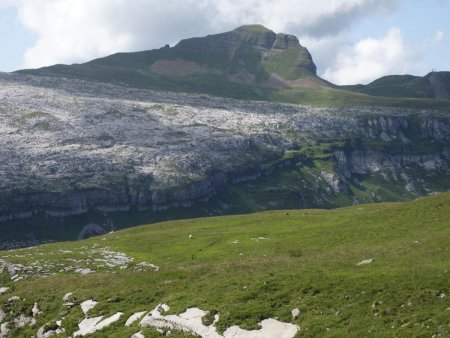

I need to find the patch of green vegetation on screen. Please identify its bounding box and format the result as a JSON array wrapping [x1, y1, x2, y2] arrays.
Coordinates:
[[33, 121, 51, 130], [342, 72, 450, 100], [230, 45, 263, 76], [264, 48, 313, 80], [19, 52, 450, 112], [1, 192, 449, 337], [271, 86, 450, 111], [21, 111, 51, 120], [97, 132, 115, 142], [150, 104, 179, 116], [16, 111, 52, 127], [233, 24, 273, 35], [284, 142, 345, 160]]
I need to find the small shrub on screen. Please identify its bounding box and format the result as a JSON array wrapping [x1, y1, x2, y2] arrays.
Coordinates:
[[201, 309, 219, 326]]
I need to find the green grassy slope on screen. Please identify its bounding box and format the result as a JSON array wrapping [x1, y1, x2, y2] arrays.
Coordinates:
[[342, 72, 450, 101], [271, 84, 450, 110], [18, 63, 450, 110], [1, 192, 449, 337]]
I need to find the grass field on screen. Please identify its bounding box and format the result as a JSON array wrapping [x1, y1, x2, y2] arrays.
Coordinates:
[[0, 192, 449, 337]]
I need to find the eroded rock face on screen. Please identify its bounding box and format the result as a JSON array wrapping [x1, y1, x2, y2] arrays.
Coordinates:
[[273, 33, 301, 50], [0, 73, 449, 230]]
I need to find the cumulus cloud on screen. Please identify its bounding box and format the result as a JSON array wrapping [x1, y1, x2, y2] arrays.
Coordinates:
[[322, 27, 426, 85], [9, 0, 399, 69], [204, 0, 398, 37], [16, 0, 213, 68]]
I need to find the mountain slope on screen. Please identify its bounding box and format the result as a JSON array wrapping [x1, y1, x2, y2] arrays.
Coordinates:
[[0, 192, 449, 337], [342, 71, 450, 100], [17, 25, 323, 100], [16, 25, 450, 110]]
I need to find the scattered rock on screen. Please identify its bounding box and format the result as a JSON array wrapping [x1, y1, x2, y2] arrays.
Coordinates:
[[74, 312, 123, 336], [14, 314, 36, 328], [0, 308, 5, 323], [131, 332, 145, 338], [75, 268, 94, 275], [32, 302, 40, 317], [136, 262, 160, 272], [140, 306, 221, 337], [125, 311, 147, 326], [0, 323, 11, 338], [140, 304, 299, 338], [225, 318, 300, 338], [251, 237, 269, 242], [80, 300, 98, 315], [159, 304, 170, 312], [63, 292, 73, 302], [0, 288, 9, 296], [291, 308, 300, 319], [37, 323, 65, 338], [357, 258, 373, 266], [7, 296, 19, 302]]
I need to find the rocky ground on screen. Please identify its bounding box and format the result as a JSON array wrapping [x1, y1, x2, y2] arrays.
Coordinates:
[[0, 244, 158, 282], [0, 72, 449, 244]]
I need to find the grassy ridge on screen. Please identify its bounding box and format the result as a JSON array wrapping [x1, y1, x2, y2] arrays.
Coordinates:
[[20, 63, 450, 111], [1, 192, 449, 337], [342, 72, 450, 100], [16, 25, 450, 111]]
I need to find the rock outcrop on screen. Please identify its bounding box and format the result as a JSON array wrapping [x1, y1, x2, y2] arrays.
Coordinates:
[[0, 73, 449, 245]]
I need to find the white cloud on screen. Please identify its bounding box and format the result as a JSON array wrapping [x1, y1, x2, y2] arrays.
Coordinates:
[[9, 0, 399, 69], [322, 27, 426, 85], [434, 30, 445, 43]]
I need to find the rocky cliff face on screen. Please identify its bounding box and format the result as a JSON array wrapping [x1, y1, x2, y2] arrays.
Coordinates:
[[170, 24, 317, 79], [0, 73, 449, 245]]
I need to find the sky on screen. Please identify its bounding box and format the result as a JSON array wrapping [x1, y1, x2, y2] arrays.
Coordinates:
[[0, 0, 449, 85]]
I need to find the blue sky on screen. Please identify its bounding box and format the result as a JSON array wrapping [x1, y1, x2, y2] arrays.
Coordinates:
[[0, 6, 34, 72], [0, 0, 449, 84], [350, 0, 450, 72]]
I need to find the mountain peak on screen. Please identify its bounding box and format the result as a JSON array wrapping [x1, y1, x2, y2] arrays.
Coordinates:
[[228, 24, 277, 49], [230, 25, 302, 50], [232, 24, 274, 34]]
